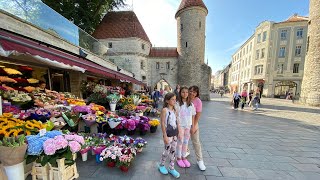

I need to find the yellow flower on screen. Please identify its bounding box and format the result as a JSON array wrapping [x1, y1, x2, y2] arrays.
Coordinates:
[[0, 129, 6, 137], [5, 129, 16, 137], [13, 128, 24, 137], [3, 68, 22, 75], [27, 78, 39, 84], [149, 119, 160, 126], [2, 113, 13, 118], [25, 130, 31, 135], [120, 98, 125, 103], [25, 122, 35, 129], [127, 98, 133, 103]]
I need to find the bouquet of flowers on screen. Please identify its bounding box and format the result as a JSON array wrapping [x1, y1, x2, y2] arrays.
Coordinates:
[[130, 94, 141, 105], [117, 146, 136, 170], [72, 105, 92, 114], [81, 113, 96, 126], [108, 117, 122, 129], [29, 108, 52, 122], [107, 93, 120, 104]]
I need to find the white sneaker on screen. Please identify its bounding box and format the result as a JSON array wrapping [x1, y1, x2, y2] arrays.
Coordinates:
[[197, 160, 206, 171]]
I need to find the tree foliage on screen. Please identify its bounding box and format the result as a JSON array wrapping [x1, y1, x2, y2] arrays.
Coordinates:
[[42, 0, 126, 34]]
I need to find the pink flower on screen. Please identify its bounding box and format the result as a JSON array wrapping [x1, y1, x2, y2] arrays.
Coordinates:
[[64, 135, 75, 141], [74, 136, 85, 145], [43, 140, 57, 155], [55, 138, 68, 149], [111, 155, 116, 160], [69, 141, 81, 153]]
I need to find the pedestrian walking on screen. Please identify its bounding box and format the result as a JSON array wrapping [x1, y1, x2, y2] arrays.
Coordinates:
[[240, 96, 246, 110], [233, 91, 241, 110], [220, 90, 224, 97], [241, 89, 248, 103], [252, 93, 260, 110], [158, 93, 181, 178], [174, 84, 180, 99], [175, 86, 195, 168], [248, 90, 253, 105]]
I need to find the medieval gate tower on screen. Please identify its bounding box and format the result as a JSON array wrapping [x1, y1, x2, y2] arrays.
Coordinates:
[[176, 0, 212, 100], [300, 0, 320, 106]]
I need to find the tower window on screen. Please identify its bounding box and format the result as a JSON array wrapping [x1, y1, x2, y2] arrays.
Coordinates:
[[156, 62, 160, 69], [186, 42, 188, 47], [166, 62, 170, 69], [108, 42, 112, 48], [199, 21, 201, 28], [141, 43, 145, 50], [181, 24, 183, 31]]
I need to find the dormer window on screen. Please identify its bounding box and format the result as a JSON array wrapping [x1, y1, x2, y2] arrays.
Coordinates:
[[108, 42, 112, 48]]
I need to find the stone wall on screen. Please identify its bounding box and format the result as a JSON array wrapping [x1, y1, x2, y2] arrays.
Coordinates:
[[69, 71, 86, 98], [300, 0, 320, 106], [200, 64, 212, 101], [147, 57, 178, 89]]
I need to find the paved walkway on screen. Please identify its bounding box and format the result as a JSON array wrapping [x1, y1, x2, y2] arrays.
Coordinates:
[[76, 93, 320, 180]]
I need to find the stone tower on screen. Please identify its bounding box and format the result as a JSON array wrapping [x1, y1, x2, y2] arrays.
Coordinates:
[[175, 0, 212, 100], [300, 0, 320, 106]]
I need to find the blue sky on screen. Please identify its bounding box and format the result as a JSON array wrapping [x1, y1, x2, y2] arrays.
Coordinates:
[[124, 0, 309, 73]]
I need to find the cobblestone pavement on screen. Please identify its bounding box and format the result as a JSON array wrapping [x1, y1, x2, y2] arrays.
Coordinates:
[[75, 93, 320, 180]]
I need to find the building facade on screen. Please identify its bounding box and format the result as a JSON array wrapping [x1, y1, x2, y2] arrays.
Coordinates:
[[93, 0, 212, 100], [228, 14, 308, 98]]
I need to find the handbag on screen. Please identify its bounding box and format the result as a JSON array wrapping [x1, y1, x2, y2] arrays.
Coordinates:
[[166, 111, 179, 137]]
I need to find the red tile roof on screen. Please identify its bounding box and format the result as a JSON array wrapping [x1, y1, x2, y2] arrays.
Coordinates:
[[280, 14, 308, 23], [175, 0, 208, 18], [92, 11, 151, 43], [149, 47, 178, 57]]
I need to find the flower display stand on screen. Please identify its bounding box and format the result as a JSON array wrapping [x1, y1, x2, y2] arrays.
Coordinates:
[[48, 154, 79, 180], [31, 163, 49, 180]]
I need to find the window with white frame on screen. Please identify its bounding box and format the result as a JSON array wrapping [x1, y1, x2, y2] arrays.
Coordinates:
[[262, 31, 267, 42], [254, 65, 263, 75], [280, 29, 287, 40], [279, 47, 286, 57], [257, 33, 261, 43], [295, 45, 302, 56], [156, 62, 160, 69], [277, 63, 284, 74], [256, 49, 260, 60], [261, 48, 265, 58], [297, 28, 303, 38], [293, 63, 299, 73]]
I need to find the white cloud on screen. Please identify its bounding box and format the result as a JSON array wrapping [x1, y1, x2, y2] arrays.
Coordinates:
[[122, 0, 179, 47]]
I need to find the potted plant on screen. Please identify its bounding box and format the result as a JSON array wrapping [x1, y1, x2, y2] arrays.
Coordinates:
[[100, 145, 123, 168], [117, 146, 136, 172], [133, 137, 147, 153], [107, 94, 120, 112], [148, 119, 160, 133]]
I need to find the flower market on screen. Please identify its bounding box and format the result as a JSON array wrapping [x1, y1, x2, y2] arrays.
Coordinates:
[[0, 32, 161, 180]]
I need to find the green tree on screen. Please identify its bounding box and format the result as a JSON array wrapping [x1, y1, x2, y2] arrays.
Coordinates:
[[42, 0, 126, 34]]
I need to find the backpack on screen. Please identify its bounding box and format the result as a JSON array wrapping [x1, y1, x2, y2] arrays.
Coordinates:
[[166, 111, 179, 137]]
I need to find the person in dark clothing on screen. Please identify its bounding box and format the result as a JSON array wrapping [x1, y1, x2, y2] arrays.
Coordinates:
[[124, 85, 132, 97], [152, 88, 161, 108], [248, 90, 253, 105], [233, 91, 241, 110]]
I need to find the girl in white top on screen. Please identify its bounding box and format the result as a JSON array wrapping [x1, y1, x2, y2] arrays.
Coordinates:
[[175, 86, 196, 168]]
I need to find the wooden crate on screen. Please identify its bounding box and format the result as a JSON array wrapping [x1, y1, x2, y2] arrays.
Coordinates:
[[49, 154, 79, 180], [31, 163, 49, 180], [24, 160, 33, 179]]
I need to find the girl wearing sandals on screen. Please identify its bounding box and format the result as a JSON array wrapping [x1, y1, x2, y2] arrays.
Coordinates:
[[158, 92, 181, 178], [175, 86, 195, 168]]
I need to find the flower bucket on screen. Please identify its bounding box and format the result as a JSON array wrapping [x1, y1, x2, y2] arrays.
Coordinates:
[[106, 161, 116, 168], [23, 160, 33, 179], [110, 103, 116, 112], [81, 152, 88, 162], [91, 149, 95, 155], [95, 154, 102, 164], [3, 162, 24, 180], [120, 165, 129, 172], [150, 126, 158, 133]]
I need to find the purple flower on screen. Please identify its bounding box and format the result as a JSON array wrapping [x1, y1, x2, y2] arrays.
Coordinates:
[[43, 139, 57, 155]]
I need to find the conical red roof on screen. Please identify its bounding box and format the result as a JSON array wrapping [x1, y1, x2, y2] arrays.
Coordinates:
[[175, 0, 208, 18], [92, 11, 151, 43]]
